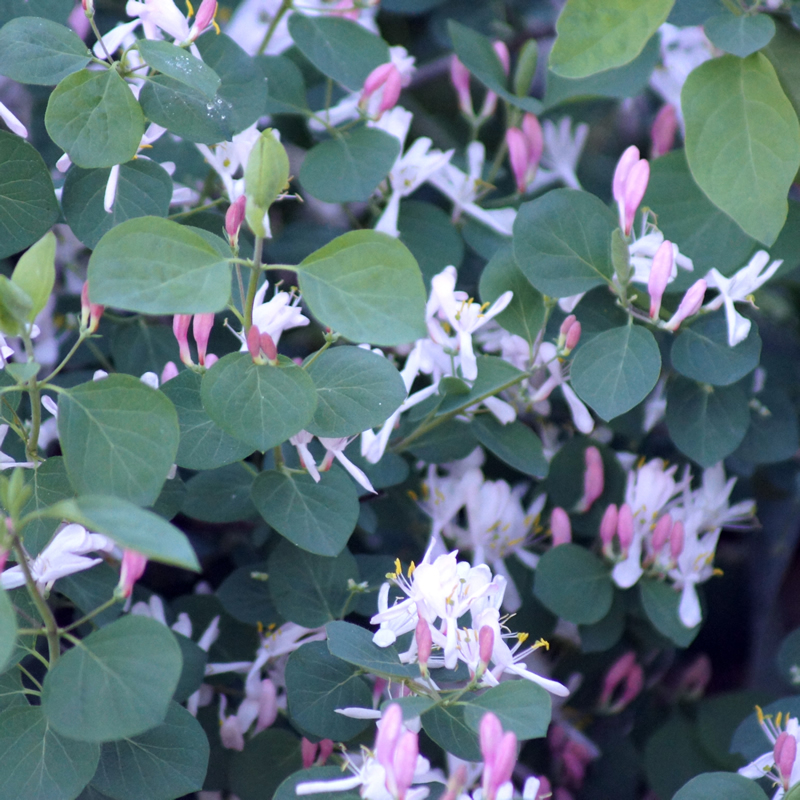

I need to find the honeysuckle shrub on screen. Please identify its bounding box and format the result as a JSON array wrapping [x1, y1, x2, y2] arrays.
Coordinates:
[[1, 0, 800, 798]]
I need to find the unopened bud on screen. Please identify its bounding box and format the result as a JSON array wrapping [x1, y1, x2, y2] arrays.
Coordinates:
[[193, 313, 215, 367], [173, 314, 193, 366], [651, 103, 678, 159], [576, 446, 603, 512], [565, 320, 581, 352], [493, 41, 510, 76], [665, 279, 707, 331], [392, 731, 419, 800], [301, 738, 319, 769], [669, 519, 685, 560], [599, 504, 618, 549], [513, 39, 538, 98], [244, 129, 290, 234], [599, 651, 636, 708], [648, 240, 674, 319], [161, 361, 179, 383], [115, 549, 147, 599], [415, 618, 432, 671], [775, 732, 797, 787], [185, 0, 218, 42], [550, 507, 571, 546], [80, 281, 104, 333], [360, 62, 403, 119], [246, 324, 262, 362], [260, 331, 278, 363], [478, 624, 494, 671], [617, 503, 634, 552], [82, 0, 94, 17], [225, 195, 246, 246], [450, 56, 473, 117], [651, 513, 672, 553]]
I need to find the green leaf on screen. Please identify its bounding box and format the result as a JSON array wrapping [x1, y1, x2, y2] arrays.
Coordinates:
[[45, 68, 144, 169], [42, 615, 182, 742], [0, 131, 60, 259], [182, 463, 257, 523], [216, 561, 281, 627], [462, 682, 552, 741], [201, 353, 318, 452], [671, 311, 761, 385], [251, 467, 359, 556], [56, 562, 121, 628], [421, 704, 481, 761], [513, 189, 617, 297], [287, 14, 389, 91], [639, 578, 701, 647], [579, 589, 625, 652], [50, 494, 200, 571], [479, 246, 545, 344], [57, 374, 180, 506], [0, 670, 27, 713], [62, 160, 173, 250], [397, 201, 464, 288], [88, 216, 231, 314], [778, 628, 800, 690], [733, 385, 799, 464], [763, 18, 800, 121], [436, 355, 525, 416], [643, 150, 757, 285], [300, 127, 400, 204], [666, 377, 750, 466], [534, 543, 614, 624], [549, 0, 675, 78], [704, 12, 775, 58], [472, 416, 548, 478], [682, 53, 800, 246], [570, 325, 661, 421], [229, 728, 303, 800], [257, 55, 309, 114], [160, 369, 253, 470], [0, 705, 100, 800], [138, 39, 220, 99], [0, 274, 32, 334], [305, 346, 406, 438], [12, 231, 55, 320], [447, 21, 541, 113], [285, 641, 372, 740], [326, 621, 420, 679], [297, 230, 427, 346], [0, 588, 17, 674], [269, 540, 358, 627], [90, 702, 209, 800], [673, 773, 769, 800], [0, 16, 89, 85], [406, 419, 479, 463]]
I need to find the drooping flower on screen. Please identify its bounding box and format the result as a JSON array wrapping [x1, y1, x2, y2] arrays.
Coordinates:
[[739, 707, 800, 799]]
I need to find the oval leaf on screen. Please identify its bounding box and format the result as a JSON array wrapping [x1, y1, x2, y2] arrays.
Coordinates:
[[42, 615, 182, 742], [683, 53, 800, 246], [639, 577, 701, 647], [45, 68, 144, 168], [570, 325, 661, 421], [472, 416, 548, 479], [462, 680, 552, 741], [326, 621, 420, 679], [201, 352, 318, 452], [138, 38, 221, 98], [513, 189, 617, 297], [704, 12, 776, 58], [673, 773, 769, 800], [297, 230, 427, 346]]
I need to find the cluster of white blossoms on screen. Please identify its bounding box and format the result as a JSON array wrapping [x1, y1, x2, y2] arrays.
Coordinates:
[[739, 707, 800, 800]]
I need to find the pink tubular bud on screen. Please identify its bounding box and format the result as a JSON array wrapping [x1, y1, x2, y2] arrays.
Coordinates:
[[117, 549, 147, 598], [260, 331, 278, 363], [493, 41, 511, 76], [560, 314, 577, 337], [479, 90, 498, 121], [246, 324, 262, 362], [599, 650, 636, 708], [550, 507, 572, 547], [376, 704, 404, 769], [522, 113, 543, 163], [648, 240, 674, 319], [651, 513, 672, 553], [776, 733, 797, 787], [665, 279, 707, 331], [677, 654, 712, 700], [480, 711, 504, 765], [361, 63, 402, 119], [318, 739, 334, 765], [392, 731, 419, 800], [187, 0, 217, 41], [577, 446, 603, 513], [82, 0, 94, 16], [301, 738, 319, 770], [173, 314, 193, 366], [161, 361, 179, 384], [617, 503, 634, 552], [255, 678, 278, 733], [483, 729, 518, 800], [669, 520, 685, 560], [226, 195, 246, 244], [415, 618, 432, 668], [612, 146, 649, 236], [81, 281, 104, 333], [599, 504, 618, 548], [479, 624, 494, 667], [564, 320, 581, 352], [192, 313, 215, 367], [651, 104, 678, 159], [363, 62, 395, 95], [441, 765, 468, 800], [506, 128, 529, 194], [450, 57, 473, 116]]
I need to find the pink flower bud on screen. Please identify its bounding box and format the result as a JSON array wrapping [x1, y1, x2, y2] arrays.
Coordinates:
[[617, 503, 634, 552], [560, 314, 577, 337], [550, 507, 572, 546], [81, 281, 104, 333], [82, 0, 94, 17], [318, 739, 334, 765], [669, 520, 685, 560], [479, 624, 494, 667], [479, 90, 498, 120], [651, 104, 678, 159], [376, 704, 404, 769], [535, 777, 551, 800], [117, 549, 147, 598], [246, 325, 261, 361], [676, 654, 712, 700], [522, 113, 543, 163], [599, 504, 618, 548], [577, 446, 604, 512], [391, 731, 419, 800], [441, 765, 468, 800], [187, 0, 216, 41], [599, 651, 636, 708], [665, 279, 707, 331], [651, 513, 672, 553], [226, 195, 246, 243], [480, 711, 504, 764], [776, 732, 798, 787], [161, 361, 179, 383], [192, 313, 215, 367], [173, 314, 193, 366], [361, 63, 403, 119], [493, 41, 510, 76], [648, 240, 674, 319], [205, 353, 219, 367], [564, 320, 581, 352], [331, 0, 360, 20], [450, 57, 473, 117], [482, 726, 518, 800], [255, 678, 278, 733], [506, 128, 529, 195], [416, 618, 432, 667], [301, 738, 318, 769], [260, 331, 278, 363], [613, 146, 649, 236]]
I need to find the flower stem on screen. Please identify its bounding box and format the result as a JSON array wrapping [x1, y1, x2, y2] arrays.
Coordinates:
[[257, 0, 292, 55], [244, 236, 265, 331]]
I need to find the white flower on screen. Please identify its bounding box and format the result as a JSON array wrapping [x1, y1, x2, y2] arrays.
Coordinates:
[[530, 342, 594, 434], [525, 117, 589, 193], [628, 230, 693, 285], [319, 436, 376, 494], [0, 100, 27, 138], [739, 709, 800, 800], [704, 251, 782, 347], [196, 123, 262, 201], [1, 523, 117, 592]]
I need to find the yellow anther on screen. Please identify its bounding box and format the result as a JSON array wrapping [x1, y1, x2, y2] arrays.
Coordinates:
[[713, 568, 724, 576], [407, 490, 418, 501], [777, 712, 783, 728], [534, 637, 550, 651], [637, 455, 646, 469], [267, 622, 276, 631], [256, 621, 264, 633], [479, 301, 491, 312], [517, 632, 529, 644], [756, 705, 765, 725], [185, 0, 194, 15], [394, 558, 402, 576], [408, 562, 416, 578]]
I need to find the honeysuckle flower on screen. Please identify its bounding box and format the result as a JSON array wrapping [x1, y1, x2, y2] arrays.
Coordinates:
[[0, 99, 27, 138], [196, 123, 261, 201], [739, 708, 800, 799], [647, 239, 674, 319], [319, 436, 377, 494], [598, 651, 644, 713], [417, 463, 479, 545], [116, 549, 148, 598], [685, 462, 756, 532], [480, 712, 517, 800], [526, 117, 589, 194], [1, 523, 117, 593], [530, 342, 594, 434], [429, 266, 512, 381], [103, 123, 167, 213], [704, 251, 783, 347], [628, 229, 693, 285], [427, 142, 517, 236], [506, 114, 543, 194], [613, 146, 649, 237], [664, 278, 707, 332], [372, 107, 454, 238], [237, 281, 310, 348]]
